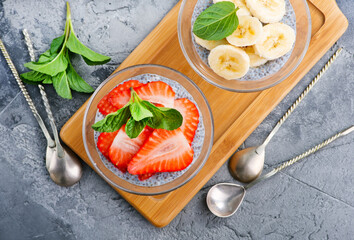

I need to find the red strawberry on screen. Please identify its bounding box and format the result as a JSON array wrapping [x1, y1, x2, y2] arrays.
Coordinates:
[[108, 89, 131, 109], [97, 95, 118, 115], [97, 131, 119, 158], [174, 98, 200, 144], [112, 80, 143, 92], [135, 81, 175, 108], [109, 125, 153, 173], [97, 80, 143, 115], [128, 129, 193, 175], [138, 173, 154, 181]]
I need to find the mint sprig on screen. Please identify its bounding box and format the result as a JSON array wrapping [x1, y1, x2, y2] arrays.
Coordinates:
[[21, 2, 110, 99], [193, 1, 239, 41], [92, 88, 183, 139]]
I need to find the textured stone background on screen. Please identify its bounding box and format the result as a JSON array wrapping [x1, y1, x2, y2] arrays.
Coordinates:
[[0, 0, 353, 239]]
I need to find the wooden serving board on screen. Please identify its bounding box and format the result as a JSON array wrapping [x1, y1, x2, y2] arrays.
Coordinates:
[[60, 0, 347, 227]]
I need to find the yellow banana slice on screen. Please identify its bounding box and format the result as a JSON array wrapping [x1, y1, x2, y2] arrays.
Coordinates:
[[208, 45, 250, 79], [254, 23, 295, 60], [245, 0, 285, 23], [194, 34, 229, 50], [226, 15, 263, 47], [242, 45, 268, 67], [213, 0, 251, 16]]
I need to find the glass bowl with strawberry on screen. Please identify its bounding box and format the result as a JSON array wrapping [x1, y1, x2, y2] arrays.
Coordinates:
[[83, 64, 214, 195]]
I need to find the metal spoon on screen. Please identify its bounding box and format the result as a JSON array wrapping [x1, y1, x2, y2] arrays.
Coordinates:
[[22, 29, 83, 186], [208, 125, 354, 217], [0, 36, 82, 187], [229, 48, 343, 183]]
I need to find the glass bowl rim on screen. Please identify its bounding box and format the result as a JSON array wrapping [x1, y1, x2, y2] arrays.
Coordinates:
[[82, 63, 214, 195], [177, 0, 312, 92]]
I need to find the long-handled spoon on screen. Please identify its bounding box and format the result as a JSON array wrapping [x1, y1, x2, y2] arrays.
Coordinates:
[[0, 36, 82, 187], [229, 48, 343, 183], [207, 125, 354, 217], [22, 29, 83, 187]]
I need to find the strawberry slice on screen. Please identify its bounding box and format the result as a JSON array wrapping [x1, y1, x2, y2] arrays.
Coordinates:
[[128, 129, 193, 175], [109, 125, 153, 173], [97, 131, 119, 158], [97, 80, 143, 115], [174, 98, 200, 144], [108, 89, 131, 109], [110, 81, 176, 109], [135, 81, 175, 108], [97, 95, 118, 115], [138, 173, 154, 181]]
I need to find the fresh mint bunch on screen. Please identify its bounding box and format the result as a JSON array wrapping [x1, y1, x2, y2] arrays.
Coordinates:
[[92, 88, 183, 139], [21, 2, 111, 99], [193, 1, 239, 41]]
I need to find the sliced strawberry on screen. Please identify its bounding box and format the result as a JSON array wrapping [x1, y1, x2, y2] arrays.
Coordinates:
[[97, 131, 119, 158], [128, 129, 194, 175], [135, 81, 175, 108], [108, 89, 131, 109], [97, 95, 118, 115], [174, 98, 200, 144], [112, 80, 143, 92], [138, 173, 154, 181], [97, 80, 143, 115], [109, 125, 153, 173]]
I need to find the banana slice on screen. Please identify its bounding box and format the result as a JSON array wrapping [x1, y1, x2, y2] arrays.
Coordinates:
[[213, 0, 251, 16], [254, 23, 295, 60], [208, 45, 250, 79], [243, 46, 268, 67], [245, 0, 285, 23], [226, 15, 263, 47], [193, 34, 229, 50]]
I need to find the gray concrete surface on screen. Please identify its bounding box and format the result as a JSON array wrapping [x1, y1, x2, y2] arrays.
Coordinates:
[[0, 0, 353, 239]]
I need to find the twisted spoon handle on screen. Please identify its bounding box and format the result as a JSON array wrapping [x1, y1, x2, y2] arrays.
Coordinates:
[[258, 48, 343, 152], [0, 38, 55, 148], [22, 29, 64, 158], [246, 125, 354, 189]]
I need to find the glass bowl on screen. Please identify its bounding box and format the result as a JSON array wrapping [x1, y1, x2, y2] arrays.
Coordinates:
[[83, 64, 214, 195], [178, 0, 311, 92]]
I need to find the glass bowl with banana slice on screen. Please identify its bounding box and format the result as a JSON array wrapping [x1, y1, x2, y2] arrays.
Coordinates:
[[178, 0, 311, 92]]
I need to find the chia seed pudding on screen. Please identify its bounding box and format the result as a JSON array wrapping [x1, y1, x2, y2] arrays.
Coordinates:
[[94, 74, 205, 187], [192, 0, 296, 81]]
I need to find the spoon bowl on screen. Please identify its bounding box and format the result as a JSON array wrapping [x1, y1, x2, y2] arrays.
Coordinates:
[[47, 146, 83, 187], [206, 183, 246, 218], [229, 147, 264, 183]]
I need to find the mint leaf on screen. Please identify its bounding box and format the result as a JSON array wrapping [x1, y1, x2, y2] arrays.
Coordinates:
[[125, 117, 148, 139], [66, 61, 94, 93], [50, 35, 65, 54], [21, 71, 48, 82], [130, 101, 153, 121], [52, 71, 72, 99], [22, 2, 110, 99], [42, 75, 53, 84], [24, 52, 68, 76], [66, 32, 111, 65], [193, 1, 239, 40], [38, 50, 57, 63], [142, 101, 183, 130], [92, 105, 131, 132]]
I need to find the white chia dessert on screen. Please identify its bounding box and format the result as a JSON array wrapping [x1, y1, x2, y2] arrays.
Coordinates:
[[192, 0, 296, 81], [93, 74, 205, 187]]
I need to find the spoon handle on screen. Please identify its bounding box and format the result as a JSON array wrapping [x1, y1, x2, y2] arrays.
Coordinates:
[[22, 29, 65, 158], [257, 48, 343, 152], [0, 39, 56, 148], [246, 125, 354, 189]]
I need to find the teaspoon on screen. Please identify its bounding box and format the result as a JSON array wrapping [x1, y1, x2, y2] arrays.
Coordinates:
[[208, 125, 354, 217], [229, 48, 343, 183], [22, 29, 83, 186]]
